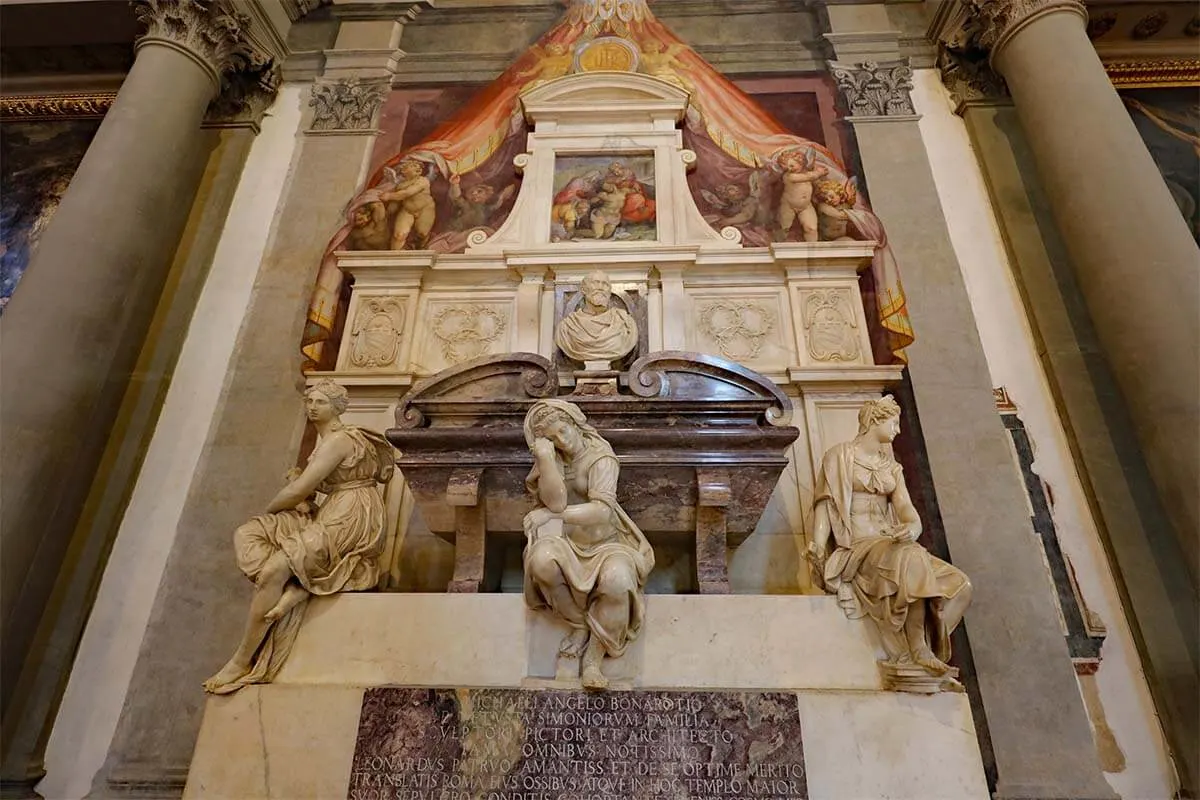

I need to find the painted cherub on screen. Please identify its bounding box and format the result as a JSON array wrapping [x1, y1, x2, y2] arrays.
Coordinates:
[[379, 159, 436, 250], [775, 147, 828, 242], [814, 178, 859, 242], [516, 42, 574, 90], [640, 39, 690, 91], [701, 172, 769, 228], [551, 197, 591, 242], [448, 174, 516, 232], [588, 181, 630, 239], [345, 201, 390, 251]]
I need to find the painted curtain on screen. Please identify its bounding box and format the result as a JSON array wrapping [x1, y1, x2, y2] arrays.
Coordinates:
[[302, 0, 913, 368]]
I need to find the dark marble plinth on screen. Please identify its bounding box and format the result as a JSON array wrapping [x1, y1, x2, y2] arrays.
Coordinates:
[[348, 689, 807, 800]]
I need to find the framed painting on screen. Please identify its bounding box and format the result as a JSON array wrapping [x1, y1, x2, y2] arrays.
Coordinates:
[[550, 154, 657, 243]]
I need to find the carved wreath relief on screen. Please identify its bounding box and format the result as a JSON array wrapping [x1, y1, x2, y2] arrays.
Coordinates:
[[697, 299, 776, 361], [431, 305, 508, 364], [348, 297, 405, 369], [802, 289, 860, 362]]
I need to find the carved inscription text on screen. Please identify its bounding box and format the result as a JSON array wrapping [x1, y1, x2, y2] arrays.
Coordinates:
[[348, 688, 807, 800]]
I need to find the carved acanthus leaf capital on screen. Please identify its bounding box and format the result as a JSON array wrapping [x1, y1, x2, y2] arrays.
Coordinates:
[[828, 59, 916, 118], [961, 0, 1088, 55], [132, 0, 270, 92], [308, 78, 389, 132], [936, 46, 1009, 111], [207, 55, 282, 129]]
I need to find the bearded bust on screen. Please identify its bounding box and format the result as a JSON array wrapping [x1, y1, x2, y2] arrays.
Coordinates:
[[554, 271, 639, 364]]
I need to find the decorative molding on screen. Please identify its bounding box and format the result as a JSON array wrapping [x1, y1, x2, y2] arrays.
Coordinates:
[[1104, 58, 1200, 88], [281, 0, 330, 22], [697, 299, 775, 361], [827, 59, 915, 118], [0, 92, 116, 121], [308, 78, 389, 132], [132, 1, 266, 92], [430, 305, 508, 364]]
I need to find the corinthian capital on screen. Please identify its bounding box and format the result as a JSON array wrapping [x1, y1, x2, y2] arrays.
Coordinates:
[[828, 60, 916, 119], [132, 0, 263, 91], [965, 0, 1087, 54]]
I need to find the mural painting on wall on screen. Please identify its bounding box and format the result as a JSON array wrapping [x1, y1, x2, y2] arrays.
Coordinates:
[[551, 155, 656, 242], [1123, 88, 1200, 244], [0, 119, 100, 314], [302, 0, 913, 369]]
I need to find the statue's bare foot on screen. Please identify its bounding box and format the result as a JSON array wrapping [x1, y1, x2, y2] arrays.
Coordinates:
[[581, 664, 609, 692], [203, 659, 250, 693], [558, 628, 590, 658], [580, 638, 608, 691], [264, 584, 308, 622], [913, 647, 951, 676]]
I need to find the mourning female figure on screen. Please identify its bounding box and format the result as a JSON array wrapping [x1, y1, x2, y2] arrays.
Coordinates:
[[522, 400, 654, 690], [204, 380, 393, 694], [809, 395, 972, 692]]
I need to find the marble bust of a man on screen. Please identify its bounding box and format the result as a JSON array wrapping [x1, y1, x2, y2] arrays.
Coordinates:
[[555, 271, 639, 364]]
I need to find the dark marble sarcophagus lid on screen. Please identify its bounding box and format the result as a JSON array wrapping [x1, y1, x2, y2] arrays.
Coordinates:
[[348, 688, 807, 800]]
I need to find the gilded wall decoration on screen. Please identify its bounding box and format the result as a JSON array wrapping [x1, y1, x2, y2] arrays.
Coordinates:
[[803, 289, 861, 362], [697, 299, 775, 361], [551, 155, 656, 243], [348, 297, 406, 369], [0, 93, 116, 122], [430, 305, 508, 364]]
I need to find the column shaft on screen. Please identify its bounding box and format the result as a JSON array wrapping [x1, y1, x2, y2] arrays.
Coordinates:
[[91, 97, 387, 799], [992, 9, 1200, 579], [0, 41, 217, 717]]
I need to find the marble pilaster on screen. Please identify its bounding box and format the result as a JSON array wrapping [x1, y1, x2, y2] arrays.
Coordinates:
[[825, 12, 1116, 796], [0, 0, 270, 749]]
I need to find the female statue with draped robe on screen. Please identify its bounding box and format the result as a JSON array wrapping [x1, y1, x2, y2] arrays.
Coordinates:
[[204, 380, 393, 694], [808, 395, 972, 693], [522, 399, 654, 690]]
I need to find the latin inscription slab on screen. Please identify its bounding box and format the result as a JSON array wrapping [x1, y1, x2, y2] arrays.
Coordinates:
[[348, 689, 807, 800]]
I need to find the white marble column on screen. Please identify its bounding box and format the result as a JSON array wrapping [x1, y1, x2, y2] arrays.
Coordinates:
[[978, 0, 1200, 582], [0, 0, 270, 759]]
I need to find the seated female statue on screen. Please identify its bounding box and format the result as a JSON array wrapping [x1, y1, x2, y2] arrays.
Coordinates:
[[809, 395, 972, 689], [522, 399, 654, 690], [204, 380, 393, 694]]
